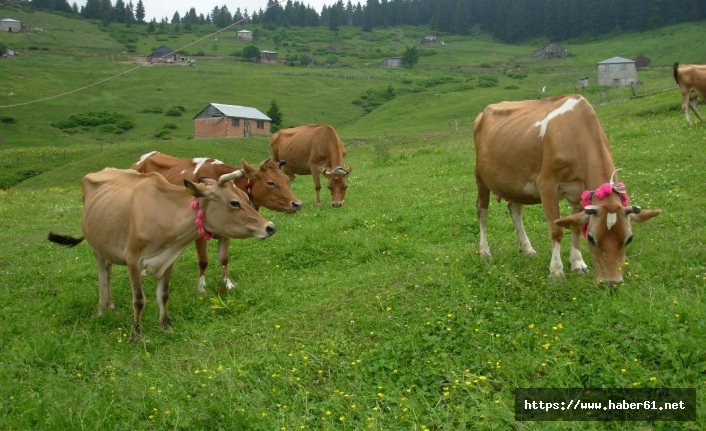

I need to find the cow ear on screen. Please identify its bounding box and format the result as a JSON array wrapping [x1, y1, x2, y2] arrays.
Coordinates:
[[346, 164, 352, 175], [241, 159, 256, 176], [629, 208, 661, 224], [555, 212, 590, 230], [184, 179, 208, 197]]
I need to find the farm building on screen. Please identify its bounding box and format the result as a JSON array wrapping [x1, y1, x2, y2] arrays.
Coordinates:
[[194, 103, 271, 139], [421, 35, 440, 44], [260, 50, 278, 64], [597, 56, 637, 87], [384, 57, 402, 68], [236, 30, 253, 41], [1, 18, 21, 32], [532, 43, 568, 59], [148, 46, 177, 63], [577, 76, 590, 89]]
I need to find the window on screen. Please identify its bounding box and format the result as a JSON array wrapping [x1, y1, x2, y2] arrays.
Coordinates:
[[231, 118, 240, 127], [256, 120, 265, 129]]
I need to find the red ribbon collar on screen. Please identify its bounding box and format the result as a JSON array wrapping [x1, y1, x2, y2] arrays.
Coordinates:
[[190, 198, 212, 240]]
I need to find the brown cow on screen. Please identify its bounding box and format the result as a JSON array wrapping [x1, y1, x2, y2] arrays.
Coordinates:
[[48, 168, 275, 339], [131, 151, 301, 293], [270, 124, 352, 207], [673, 62, 706, 125], [473, 95, 660, 284]]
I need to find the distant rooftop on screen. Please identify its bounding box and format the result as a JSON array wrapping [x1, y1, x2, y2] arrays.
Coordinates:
[[201, 103, 271, 121], [598, 56, 634, 64]]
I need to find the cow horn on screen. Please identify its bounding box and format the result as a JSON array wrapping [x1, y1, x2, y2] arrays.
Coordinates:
[[259, 158, 272, 167], [334, 166, 349, 175], [218, 169, 244, 185], [609, 168, 622, 185]]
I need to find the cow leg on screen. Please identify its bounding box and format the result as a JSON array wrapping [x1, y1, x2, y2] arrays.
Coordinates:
[[94, 253, 114, 316], [311, 168, 322, 206], [539, 186, 565, 279], [476, 174, 491, 257], [127, 261, 145, 341], [218, 238, 235, 290], [688, 93, 705, 122], [195, 238, 208, 294], [156, 265, 172, 330], [682, 92, 693, 125], [508, 202, 536, 256], [570, 225, 588, 274]]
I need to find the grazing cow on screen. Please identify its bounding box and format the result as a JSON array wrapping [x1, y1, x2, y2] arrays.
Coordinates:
[[270, 124, 352, 207], [131, 151, 301, 293], [673, 62, 706, 125], [473, 95, 660, 284], [48, 168, 275, 339]]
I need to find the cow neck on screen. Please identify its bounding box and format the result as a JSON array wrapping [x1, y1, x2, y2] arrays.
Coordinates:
[[189, 198, 213, 240]]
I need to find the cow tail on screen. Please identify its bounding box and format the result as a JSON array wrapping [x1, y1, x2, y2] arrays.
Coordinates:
[[673, 62, 680, 84], [48, 232, 84, 247]]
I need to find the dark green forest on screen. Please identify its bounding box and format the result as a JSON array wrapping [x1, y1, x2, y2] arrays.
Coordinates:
[[29, 0, 706, 43]]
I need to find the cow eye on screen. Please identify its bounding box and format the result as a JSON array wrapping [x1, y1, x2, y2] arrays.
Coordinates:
[[625, 235, 633, 246], [344, 185, 349, 190], [267, 180, 276, 187], [229, 200, 241, 209], [587, 233, 596, 246]]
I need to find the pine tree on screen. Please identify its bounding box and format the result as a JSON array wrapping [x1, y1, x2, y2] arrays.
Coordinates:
[[267, 100, 284, 133], [401, 46, 419, 68], [135, 0, 145, 23]]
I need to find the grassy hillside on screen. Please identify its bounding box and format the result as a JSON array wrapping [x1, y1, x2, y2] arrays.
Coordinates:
[[0, 8, 704, 430]]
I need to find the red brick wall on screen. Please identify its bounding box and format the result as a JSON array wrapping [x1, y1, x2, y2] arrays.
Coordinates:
[[194, 118, 271, 138]]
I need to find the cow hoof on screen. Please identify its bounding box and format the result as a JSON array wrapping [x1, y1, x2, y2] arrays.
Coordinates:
[[521, 248, 537, 257], [161, 318, 173, 331], [130, 326, 142, 342], [547, 272, 565, 282], [224, 278, 236, 290], [572, 266, 589, 275]]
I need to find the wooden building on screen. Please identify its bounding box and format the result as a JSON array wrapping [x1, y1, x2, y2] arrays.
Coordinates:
[[148, 46, 177, 63], [260, 50, 278, 64], [532, 43, 568, 59], [193, 103, 271, 139], [236, 30, 253, 41]]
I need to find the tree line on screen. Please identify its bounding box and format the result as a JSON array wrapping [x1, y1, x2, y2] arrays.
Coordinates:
[[29, 0, 706, 43]]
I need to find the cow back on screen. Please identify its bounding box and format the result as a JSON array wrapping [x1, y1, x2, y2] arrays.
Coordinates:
[[474, 95, 614, 204], [81, 168, 174, 264], [271, 124, 345, 174]]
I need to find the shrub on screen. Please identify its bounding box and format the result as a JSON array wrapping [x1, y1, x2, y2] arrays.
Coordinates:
[[52, 111, 135, 133], [478, 74, 499, 88], [0, 116, 16, 124], [165, 106, 185, 117], [141, 107, 164, 114]]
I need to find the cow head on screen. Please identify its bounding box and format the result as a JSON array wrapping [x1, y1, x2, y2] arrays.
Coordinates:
[[321, 165, 352, 208], [555, 181, 660, 284], [184, 178, 275, 240], [241, 159, 302, 213]]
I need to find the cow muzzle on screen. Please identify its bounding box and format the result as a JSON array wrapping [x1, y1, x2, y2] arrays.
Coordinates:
[[332, 201, 344, 208], [289, 200, 303, 212], [264, 222, 276, 238]]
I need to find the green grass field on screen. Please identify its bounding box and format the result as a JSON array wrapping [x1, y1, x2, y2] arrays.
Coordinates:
[[0, 7, 705, 430]]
